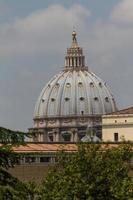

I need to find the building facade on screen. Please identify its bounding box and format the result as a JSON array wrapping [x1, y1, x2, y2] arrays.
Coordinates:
[[29, 31, 117, 142], [9, 143, 76, 182], [102, 107, 133, 142]]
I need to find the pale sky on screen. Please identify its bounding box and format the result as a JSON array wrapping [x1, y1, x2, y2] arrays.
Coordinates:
[[0, 0, 133, 131]]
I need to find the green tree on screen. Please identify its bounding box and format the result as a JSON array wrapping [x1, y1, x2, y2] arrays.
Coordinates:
[[40, 143, 133, 200], [0, 126, 27, 169], [0, 127, 38, 199], [24, 181, 41, 200]]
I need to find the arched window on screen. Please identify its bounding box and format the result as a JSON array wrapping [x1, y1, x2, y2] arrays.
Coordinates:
[[61, 131, 71, 142]]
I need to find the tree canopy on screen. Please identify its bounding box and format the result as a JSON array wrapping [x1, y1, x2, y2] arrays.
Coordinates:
[[40, 143, 133, 200], [0, 127, 28, 169], [0, 127, 27, 144], [0, 127, 34, 199], [0, 127, 132, 199]]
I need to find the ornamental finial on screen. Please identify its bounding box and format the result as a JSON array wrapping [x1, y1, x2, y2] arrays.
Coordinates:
[[65, 31, 87, 70], [71, 30, 78, 47]]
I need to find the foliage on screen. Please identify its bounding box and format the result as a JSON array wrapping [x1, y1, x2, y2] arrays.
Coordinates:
[[0, 145, 20, 169], [0, 127, 28, 169], [0, 127, 35, 200], [23, 181, 41, 200], [0, 169, 40, 200], [0, 168, 26, 200], [40, 143, 133, 200], [0, 127, 27, 144]]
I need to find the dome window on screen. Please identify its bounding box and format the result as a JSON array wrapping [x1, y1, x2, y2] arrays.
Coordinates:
[[51, 98, 55, 102], [78, 82, 83, 86], [99, 82, 102, 87], [42, 99, 45, 103], [48, 84, 51, 88], [56, 83, 60, 87], [66, 83, 71, 87], [105, 97, 109, 102], [94, 97, 98, 101], [61, 131, 71, 142], [90, 82, 94, 87], [65, 97, 70, 101], [80, 97, 84, 101], [81, 111, 84, 115]]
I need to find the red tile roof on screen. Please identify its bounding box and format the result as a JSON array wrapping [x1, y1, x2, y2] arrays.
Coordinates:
[[108, 107, 133, 115], [12, 143, 133, 153], [12, 143, 77, 153]]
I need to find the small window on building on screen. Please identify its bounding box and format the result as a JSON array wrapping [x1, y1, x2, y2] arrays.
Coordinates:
[[65, 97, 70, 101], [63, 134, 71, 142], [40, 157, 51, 163], [115, 120, 117, 123], [125, 120, 127, 123], [49, 135, 53, 142], [94, 97, 98, 101], [99, 82, 102, 87], [56, 83, 59, 87], [114, 133, 118, 142], [81, 111, 84, 115], [78, 82, 83, 86], [16, 159, 21, 165], [51, 98, 55, 102], [66, 83, 71, 87], [25, 157, 36, 163], [42, 99, 45, 102], [62, 132, 71, 142], [80, 97, 84, 101], [90, 82, 94, 87], [105, 97, 109, 102]]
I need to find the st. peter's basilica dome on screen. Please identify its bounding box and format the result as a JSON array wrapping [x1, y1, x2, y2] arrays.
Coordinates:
[[30, 31, 117, 142]]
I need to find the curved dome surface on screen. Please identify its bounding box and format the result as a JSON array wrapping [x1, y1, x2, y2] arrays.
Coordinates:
[[34, 70, 116, 118], [34, 31, 116, 119]]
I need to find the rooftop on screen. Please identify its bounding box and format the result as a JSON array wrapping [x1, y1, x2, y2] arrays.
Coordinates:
[[11, 143, 133, 153], [109, 107, 133, 115], [12, 143, 77, 153]]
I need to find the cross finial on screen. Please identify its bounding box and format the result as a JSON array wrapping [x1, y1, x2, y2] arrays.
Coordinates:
[[72, 30, 77, 42], [71, 30, 78, 47]]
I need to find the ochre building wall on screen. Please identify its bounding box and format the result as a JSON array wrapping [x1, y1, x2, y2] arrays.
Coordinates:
[[102, 114, 133, 142]]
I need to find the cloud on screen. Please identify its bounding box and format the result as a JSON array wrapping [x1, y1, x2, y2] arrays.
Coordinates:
[[0, 2, 11, 16], [0, 4, 91, 130], [111, 0, 133, 23], [0, 4, 90, 58]]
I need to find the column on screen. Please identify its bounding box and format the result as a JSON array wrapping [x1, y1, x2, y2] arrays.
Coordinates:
[[74, 130, 78, 142], [77, 57, 79, 67], [55, 129, 60, 142], [74, 57, 76, 67], [70, 57, 72, 67]]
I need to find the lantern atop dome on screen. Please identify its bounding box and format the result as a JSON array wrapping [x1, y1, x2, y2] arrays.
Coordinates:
[[65, 31, 87, 71]]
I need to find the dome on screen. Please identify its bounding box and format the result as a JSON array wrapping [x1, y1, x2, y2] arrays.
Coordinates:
[[34, 32, 116, 119], [34, 70, 116, 118], [31, 31, 117, 143]]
